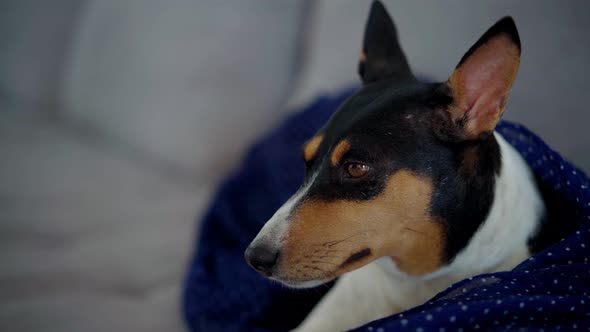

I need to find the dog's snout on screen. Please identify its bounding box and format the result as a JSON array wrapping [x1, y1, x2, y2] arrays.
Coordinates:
[[244, 244, 280, 276]]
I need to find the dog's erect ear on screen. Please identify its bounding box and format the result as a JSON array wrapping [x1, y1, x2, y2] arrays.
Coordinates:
[[434, 17, 521, 141], [358, 1, 413, 84]]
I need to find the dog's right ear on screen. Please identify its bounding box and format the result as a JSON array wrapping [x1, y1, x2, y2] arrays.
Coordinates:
[[358, 1, 414, 84]]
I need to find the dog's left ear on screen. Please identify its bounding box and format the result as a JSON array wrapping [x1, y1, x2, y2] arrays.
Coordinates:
[[358, 1, 414, 84], [434, 17, 521, 141]]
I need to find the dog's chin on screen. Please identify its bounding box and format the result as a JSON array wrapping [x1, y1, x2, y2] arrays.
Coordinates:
[[270, 276, 331, 289]]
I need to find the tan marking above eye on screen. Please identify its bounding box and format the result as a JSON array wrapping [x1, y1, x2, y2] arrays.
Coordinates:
[[277, 170, 444, 282], [303, 135, 323, 162], [330, 140, 351, 166]]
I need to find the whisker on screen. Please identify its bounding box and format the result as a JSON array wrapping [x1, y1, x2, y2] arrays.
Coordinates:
[[403, 227, 426, 234], [309, 254, 345, 260], [324, 249, 351, 254], [403, 227, 437, 240], [303, 265, 328, 272], [321, 229, 377, 248], [312, 247, 350, 253]]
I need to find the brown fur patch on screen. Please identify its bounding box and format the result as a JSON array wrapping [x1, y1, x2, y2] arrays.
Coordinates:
[[277, 170, 444, 283], [447, 34, 520, 139], [303, 135, 323, 162], [359, 50, 367, 63], [330, 140, 351, 166]]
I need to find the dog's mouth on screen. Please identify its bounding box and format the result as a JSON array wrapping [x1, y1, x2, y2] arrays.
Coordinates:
[[267, 247, 374, 288], [340, 248, 372, 266]]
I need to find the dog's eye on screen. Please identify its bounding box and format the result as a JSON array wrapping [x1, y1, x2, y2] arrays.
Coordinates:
[[345, 162, 370, 178]]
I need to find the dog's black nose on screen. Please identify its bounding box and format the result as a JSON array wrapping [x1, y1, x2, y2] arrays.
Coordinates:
[[244, 244, 279, 276]]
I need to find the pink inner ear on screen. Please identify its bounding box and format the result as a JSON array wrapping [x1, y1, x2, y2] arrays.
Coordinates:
[[449, 34, 520, 138]]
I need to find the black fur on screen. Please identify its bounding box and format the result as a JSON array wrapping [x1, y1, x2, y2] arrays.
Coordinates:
[[359, 1, 414, 84]]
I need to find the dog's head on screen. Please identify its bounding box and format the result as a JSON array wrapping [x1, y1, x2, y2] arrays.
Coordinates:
[[245, 1, 521, 287]]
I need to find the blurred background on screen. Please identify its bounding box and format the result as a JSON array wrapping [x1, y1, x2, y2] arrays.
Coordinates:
[[0, 1, 588, 331]]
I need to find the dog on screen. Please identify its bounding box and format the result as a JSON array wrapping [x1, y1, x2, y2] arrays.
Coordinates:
[[245, 2, 574, 331]]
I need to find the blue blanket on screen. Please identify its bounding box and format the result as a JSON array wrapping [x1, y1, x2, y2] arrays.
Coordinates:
[[183, 89, 590, 331]]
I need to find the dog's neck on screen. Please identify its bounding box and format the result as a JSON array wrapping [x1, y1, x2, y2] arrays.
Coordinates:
[[378, 132, 545, 281]]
